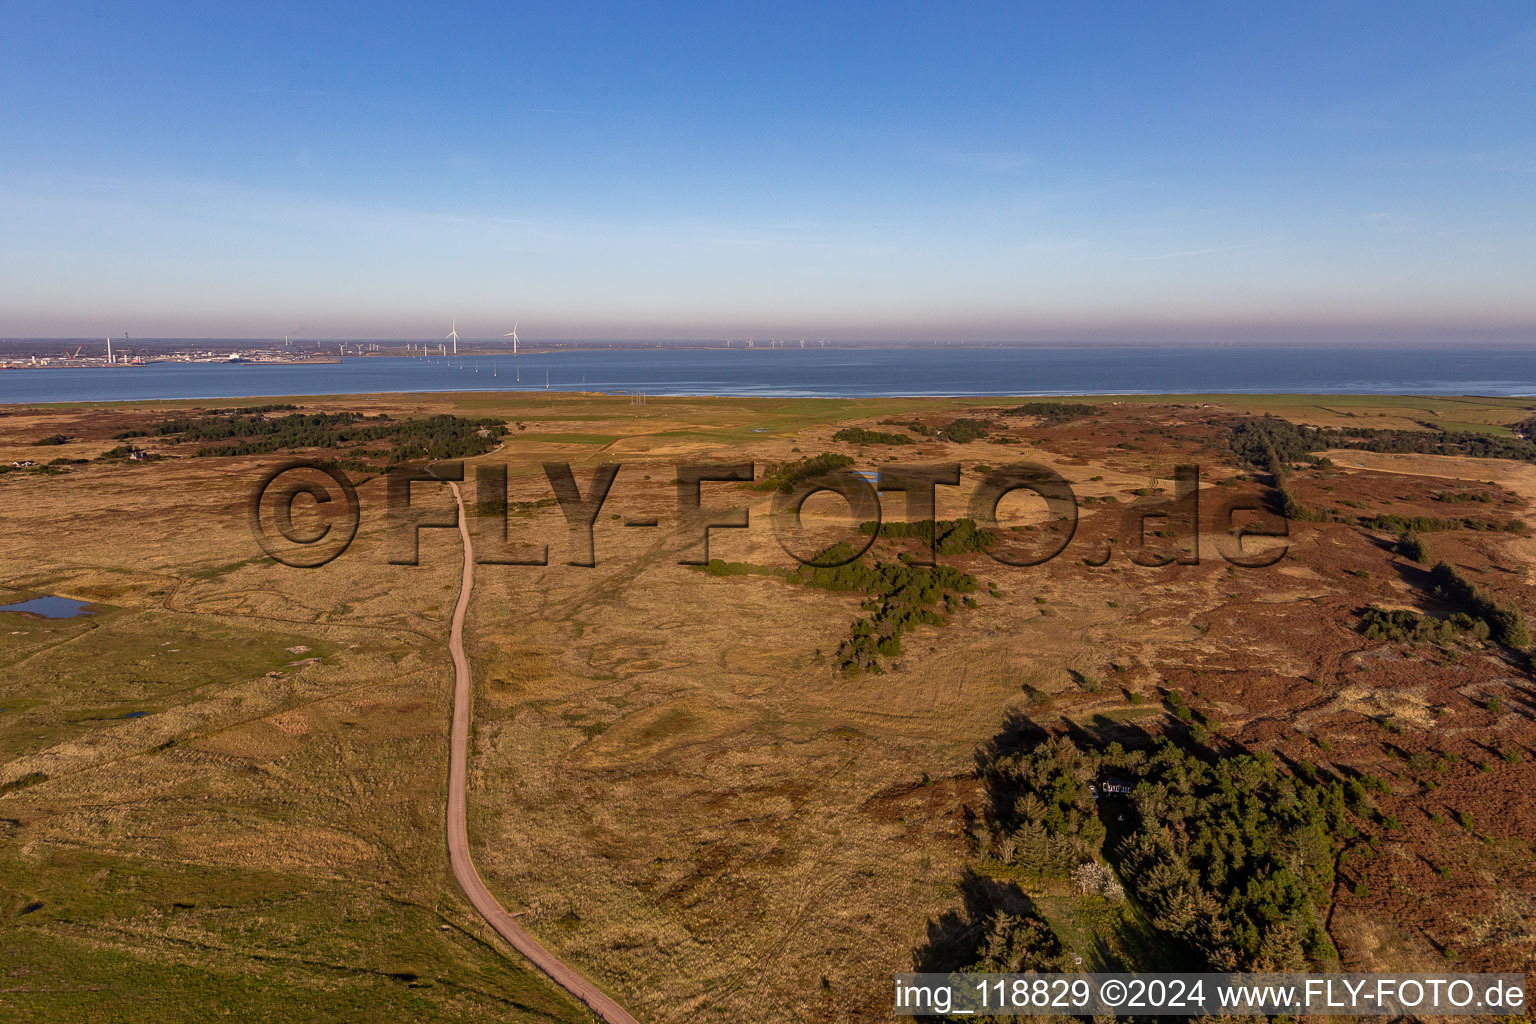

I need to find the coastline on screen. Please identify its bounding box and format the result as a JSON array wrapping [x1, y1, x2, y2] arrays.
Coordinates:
[[0, 346, 1532, 405]]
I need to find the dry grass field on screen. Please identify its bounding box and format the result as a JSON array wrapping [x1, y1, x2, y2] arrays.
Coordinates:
[[2, 390, 1534, 1021]]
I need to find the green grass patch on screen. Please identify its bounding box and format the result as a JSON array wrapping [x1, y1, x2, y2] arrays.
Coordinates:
[[0, 848, 586, 1023]]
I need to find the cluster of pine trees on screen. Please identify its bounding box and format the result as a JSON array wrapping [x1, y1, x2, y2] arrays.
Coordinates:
[[1396, 531, 1428, 561], [754, 452, 854, 492], [1224, 417, 1530, 532], [1358, 606, 1489, 644], [967, 911, 1072, 975], [1364, 512, 1524, 534], [1338, 425, 1536, 461], [973, 736, 1353, 971], [113, 408, 507, 465], [1228, 417, 1325, 469], [791, 540, 978, 672], [114, 403, 299, 437], [1428, 562, 1531, 648], [857, 517, 996, 555], [876, 416, 995, 443], [927, 417, 993, 443], [1227, 418, 1328, 521], [1229, 414, 1536, 466], [830, 427, 913, 445], [1001, 401, 1097, 425]]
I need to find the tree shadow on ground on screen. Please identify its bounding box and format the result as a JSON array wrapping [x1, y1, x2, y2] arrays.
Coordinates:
[[911, 867, 1041, 972]]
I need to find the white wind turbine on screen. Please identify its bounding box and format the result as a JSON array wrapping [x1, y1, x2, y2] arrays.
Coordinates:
[[446, 318, 460, 356], [503, 321, 519, 355]]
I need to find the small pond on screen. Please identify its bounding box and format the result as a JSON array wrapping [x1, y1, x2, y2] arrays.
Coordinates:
[[0, 596, 95, 619]]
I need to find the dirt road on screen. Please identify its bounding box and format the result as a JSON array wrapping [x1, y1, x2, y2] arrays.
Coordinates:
[[445, 482, 642, 1024]]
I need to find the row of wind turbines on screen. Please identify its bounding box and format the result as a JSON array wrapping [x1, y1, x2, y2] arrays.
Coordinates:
[[437, 319, 539, 386], [442, 319, 519, 356]]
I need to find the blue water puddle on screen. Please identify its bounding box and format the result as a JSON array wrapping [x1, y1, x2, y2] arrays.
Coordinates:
[[0, 596, 95, 618], [122, 711, 151, 719]]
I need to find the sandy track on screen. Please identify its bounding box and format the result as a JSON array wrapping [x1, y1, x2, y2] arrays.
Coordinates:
[[445, 481, 641, 1024]]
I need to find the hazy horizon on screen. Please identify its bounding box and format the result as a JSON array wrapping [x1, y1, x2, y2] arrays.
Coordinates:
[[4, 323, 1535, 347]]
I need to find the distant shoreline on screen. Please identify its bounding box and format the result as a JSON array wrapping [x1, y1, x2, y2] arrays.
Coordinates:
[[3, 391, 1533, 413], [1, 347, 1532, 405], [4, 337, 1535, 355], [0, 358, 340, 370]]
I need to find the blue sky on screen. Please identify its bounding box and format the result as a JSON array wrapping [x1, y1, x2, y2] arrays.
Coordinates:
[[3, 2, 1534, 339]]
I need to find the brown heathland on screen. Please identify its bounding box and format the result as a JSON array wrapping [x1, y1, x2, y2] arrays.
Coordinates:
[[0, 391, 1532, 1021]]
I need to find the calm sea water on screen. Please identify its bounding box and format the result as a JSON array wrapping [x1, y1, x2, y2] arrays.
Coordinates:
[[1, 346, 1534, 403]]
